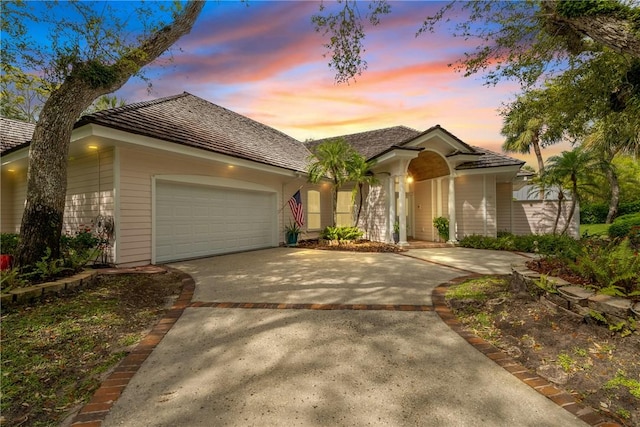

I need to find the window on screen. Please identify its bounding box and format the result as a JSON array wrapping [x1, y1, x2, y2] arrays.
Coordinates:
[[307, 190, 321, 230], [336, 190, 353, 227]]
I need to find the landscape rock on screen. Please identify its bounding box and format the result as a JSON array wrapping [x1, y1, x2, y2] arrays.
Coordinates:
[[537, 364, 569, 385]]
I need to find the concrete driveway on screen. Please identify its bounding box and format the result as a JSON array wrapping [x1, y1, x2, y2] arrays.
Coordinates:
[[102, 248, 587, 427]]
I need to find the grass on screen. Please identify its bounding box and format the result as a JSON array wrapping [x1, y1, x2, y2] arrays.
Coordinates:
[[445, 276, 509, 302], [580, 223, 609, 237], [0, 273, 182, 426]]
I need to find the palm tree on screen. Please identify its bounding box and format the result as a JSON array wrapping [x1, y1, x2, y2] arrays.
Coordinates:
[[583, 114, 640, 223], [501, 91, 548, 173], [347, 155, 378, 226], [307, 138, 358, 226], [543, 148, 598, 235]]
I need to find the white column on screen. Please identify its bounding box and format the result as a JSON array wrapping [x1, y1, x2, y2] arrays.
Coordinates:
[[388, 175, 396, 243], [398, 174, 407, 246], [448, 175, 457, 242]]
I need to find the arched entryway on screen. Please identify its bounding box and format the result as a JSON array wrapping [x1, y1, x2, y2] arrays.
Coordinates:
[[406, 150, 454, 242]]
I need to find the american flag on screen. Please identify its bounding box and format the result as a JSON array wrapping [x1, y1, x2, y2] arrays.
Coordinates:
[[288, 190, 304, 227]]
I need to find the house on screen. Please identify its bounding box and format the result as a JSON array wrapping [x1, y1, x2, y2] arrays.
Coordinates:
[[0, 92, 578, 266]]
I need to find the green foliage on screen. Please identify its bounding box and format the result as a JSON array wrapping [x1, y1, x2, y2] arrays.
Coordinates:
[[571, 238, 640, 295], [446, 277, 509, 302], [0, 273, 182, 425], [76, 59, 120, 89], [458, 233, 581, 258], [535, 275, 558, 294], [432, 216, 449, 241], [0, 267, 28, 293], [285, 222, 301, 236], [61, 228, 100, 252], [1, 233, 20, 255], [28, 247, 68, 281], [604, 370, 640, 399], [583, 200, 640, 224], [608, 213, 640, 239], [556, 352, 575, 372], [312, 0, 390, 83], [580, 203, 610, 224], [556, 0, 630, 19], [307, 138, 370, 226], [320, 226, 363, 241]]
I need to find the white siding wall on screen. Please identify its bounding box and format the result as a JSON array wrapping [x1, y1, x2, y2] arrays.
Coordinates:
[[413, 180, 433, 241], [454, 175, 484, 237], [1, 170, 26, 233], [361, 180, 388, 242], [511, 200, 580, 238], [64, 149, 115, 234], [63, 149, 115, 262], [454, 174, 498, 239], [0, 150, 114, 242], [117, 146, 292, 266], [496, 183, 513, 233], [281, 182, 332, 241]]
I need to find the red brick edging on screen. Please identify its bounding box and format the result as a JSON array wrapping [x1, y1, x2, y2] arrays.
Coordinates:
[[70, 271, 195, 427], [71, 268, 620, 427], [432, 275, 621, 427]]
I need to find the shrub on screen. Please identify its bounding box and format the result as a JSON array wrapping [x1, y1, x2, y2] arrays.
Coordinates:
[[458, 233, 580, 258], [320, 226, 363, 241], [432, 217, 449, 241], [608, 213, 640, 239], [1, 233, 19, 255], [619, 199, 640, 216], [580, 203, 609, 224], [570, 238, 640, 297]]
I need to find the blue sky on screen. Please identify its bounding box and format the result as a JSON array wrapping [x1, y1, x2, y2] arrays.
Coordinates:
[[20, 1, 572, 167]]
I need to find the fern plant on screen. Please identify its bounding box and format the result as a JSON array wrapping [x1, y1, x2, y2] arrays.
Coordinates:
[[320, 226, 363, 241], [571, 238, 640, 296]]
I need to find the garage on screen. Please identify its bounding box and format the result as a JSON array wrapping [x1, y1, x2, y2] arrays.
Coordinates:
[[155, 180, 277, 263]]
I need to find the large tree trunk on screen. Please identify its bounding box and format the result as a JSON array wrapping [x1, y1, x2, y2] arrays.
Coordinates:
[[543, 1, 640, 59], [560, 177, 579, 236], [532, 139, 544, 174], [355, 183, 364, 226], [15, 1, 204, 267], [605, 157, 620, 224], [552, 190, 564, 235], [16, 84, 97, 265], [532, 139, 545, 199]]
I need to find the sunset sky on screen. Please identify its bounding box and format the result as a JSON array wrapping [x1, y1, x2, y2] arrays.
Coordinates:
[[110, 1, 569, 168]]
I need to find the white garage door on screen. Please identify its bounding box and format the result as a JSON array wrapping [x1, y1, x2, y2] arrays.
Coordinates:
[[155, 181, 277, 263]]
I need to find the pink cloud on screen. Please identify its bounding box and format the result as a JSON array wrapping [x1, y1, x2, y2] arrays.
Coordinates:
[[114, 1, 539, 167]]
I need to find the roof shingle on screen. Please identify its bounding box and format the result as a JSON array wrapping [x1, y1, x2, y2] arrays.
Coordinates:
[[307, 126, 420, 159], [0, 117, 35, 154], [77, 92, 311, 172]]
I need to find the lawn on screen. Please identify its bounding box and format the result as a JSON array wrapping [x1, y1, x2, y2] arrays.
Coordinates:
[[580, 223, 609, 236], [0, 272, 183, 426]]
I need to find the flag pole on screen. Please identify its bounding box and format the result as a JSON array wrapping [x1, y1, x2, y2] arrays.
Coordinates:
[[278, 184, 304, 213]]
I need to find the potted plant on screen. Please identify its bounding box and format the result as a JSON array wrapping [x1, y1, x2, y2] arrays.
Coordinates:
[[433, 216, 449, 242], [393, 220, 400, 244], [285, 222, 301, 247]]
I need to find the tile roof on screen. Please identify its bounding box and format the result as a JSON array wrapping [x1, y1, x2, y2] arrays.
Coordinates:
[[307, 126, 421, 159], [455, 145, 525, 170], [310, 124, 522, 171], [0, 117, 35, 154], [76, 92, 311, 172]]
